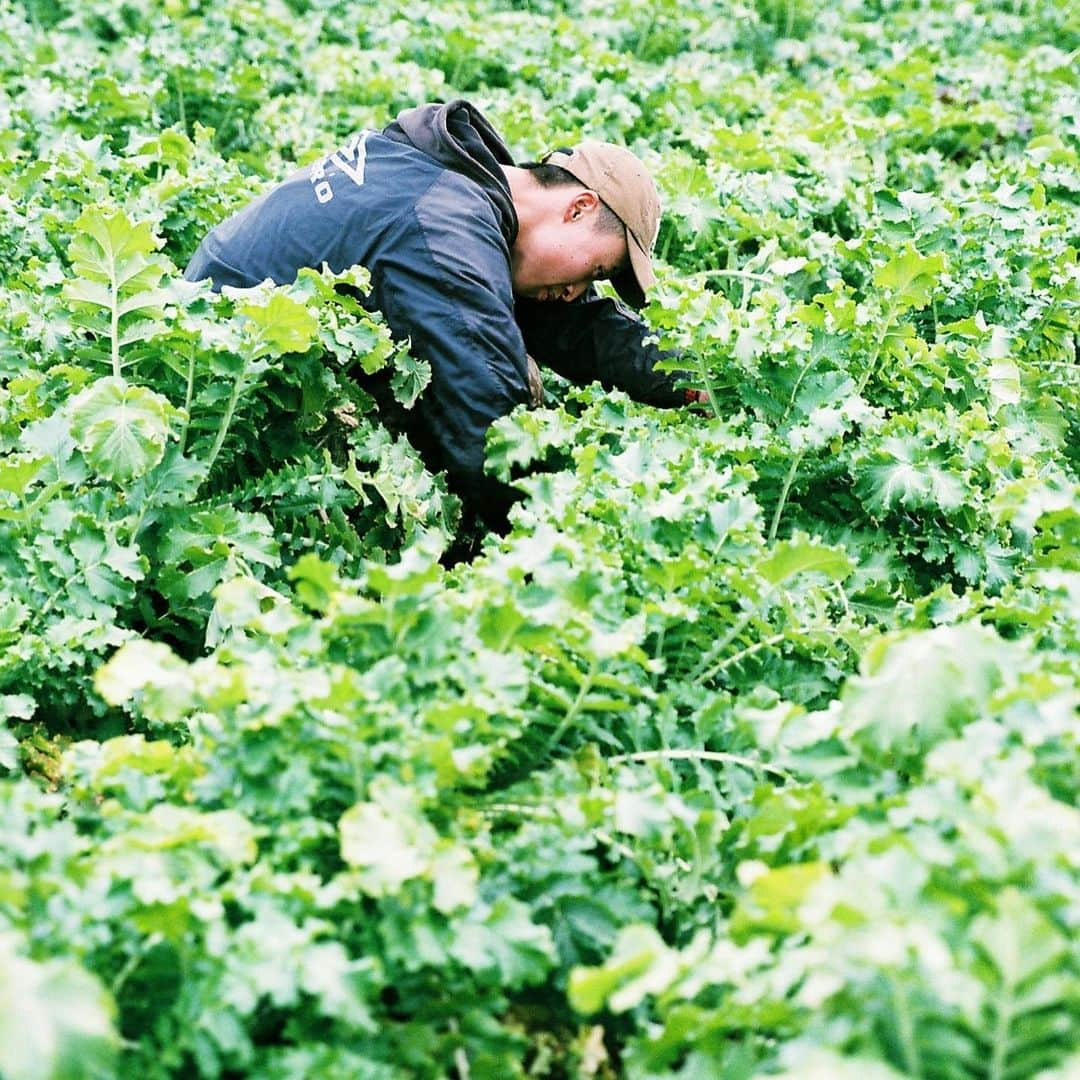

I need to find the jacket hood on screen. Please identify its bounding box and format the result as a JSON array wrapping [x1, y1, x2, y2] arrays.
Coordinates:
[[385, 100, 518, 246]]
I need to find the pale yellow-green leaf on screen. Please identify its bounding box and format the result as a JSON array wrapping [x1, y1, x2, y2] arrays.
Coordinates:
[[872, 245, 946, 311], [430, 842, 479, 914], [238, 292, 319, 357], [568, 924, 679, 1015], [68, 377, 176, 482], [67, 206, 162, 283], [971, 887, 1068, 988], [0, 935, 118, 1080], [339, 799, 432, 895], [94, 639, 190, 706]]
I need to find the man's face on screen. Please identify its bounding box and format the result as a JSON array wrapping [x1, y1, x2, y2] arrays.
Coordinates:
[[511, 191, 629, 304]]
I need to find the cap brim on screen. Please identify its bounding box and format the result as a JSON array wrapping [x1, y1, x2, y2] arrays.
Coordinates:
[[612, 230, 656, 309]]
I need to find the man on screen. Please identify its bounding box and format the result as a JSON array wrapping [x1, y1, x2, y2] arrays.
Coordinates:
[[185, 99, 696, 519]]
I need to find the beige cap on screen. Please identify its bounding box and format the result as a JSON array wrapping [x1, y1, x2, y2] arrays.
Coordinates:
[[545, 141, 661, 309]]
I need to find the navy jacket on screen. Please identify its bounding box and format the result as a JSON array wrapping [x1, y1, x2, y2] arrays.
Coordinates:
[[185, 101, 683, 510]]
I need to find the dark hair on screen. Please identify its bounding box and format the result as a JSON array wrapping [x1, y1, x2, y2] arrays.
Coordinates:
[[520, 159, 625, 238]]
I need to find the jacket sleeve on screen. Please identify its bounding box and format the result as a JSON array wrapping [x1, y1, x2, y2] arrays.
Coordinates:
[[368, 183, 530, 517], [514, 290, 688, 408]]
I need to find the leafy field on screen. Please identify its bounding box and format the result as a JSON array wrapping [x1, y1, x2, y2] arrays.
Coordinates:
[[2, 0, 1079, 1076]]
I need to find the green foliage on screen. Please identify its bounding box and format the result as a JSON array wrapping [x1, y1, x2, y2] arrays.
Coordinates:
[[1, 0, 1078, 1075], [68, 377, 180, 482], [63, 207, 171, 379], [0, 930, 118, 1080]]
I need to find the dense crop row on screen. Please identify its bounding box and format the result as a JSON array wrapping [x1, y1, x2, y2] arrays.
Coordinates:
[[1, 0, 1078, 1077]]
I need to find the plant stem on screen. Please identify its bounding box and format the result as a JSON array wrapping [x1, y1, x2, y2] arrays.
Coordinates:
[[988, 985, 1015, 1080], [687, 593, 773, 682], [205, 362, 247, 472], [178, 344, 196, 454], [174, 68, 186, 133], [781, 354, 818, 426], [635, 13, 655, 57], [111, 933, 164, 995], [477, 801, 553, 819], [695, 268, 773, 284], [696, 632, 786, 684], [608, 748, 791, 780], [448, 1019, 470, 1080], [660, 225, 674, 263], [890, 977, 925, 1080], [855, 300, 899, 397], [650, 624, 666, 690], [698, 352, 723, 419], [593, 828, 642, 865], [768, 448, 805, 543], [109, 258, 122, 379], [7, 480, 66, 525], [542, 660, 597, 756], [833, 581, 850, 617]]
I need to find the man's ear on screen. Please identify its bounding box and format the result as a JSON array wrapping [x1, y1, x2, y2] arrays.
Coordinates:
[[565, 190, 600, 222]]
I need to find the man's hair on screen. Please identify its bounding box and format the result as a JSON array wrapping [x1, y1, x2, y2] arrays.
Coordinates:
[[520, 160, 625, 238]]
